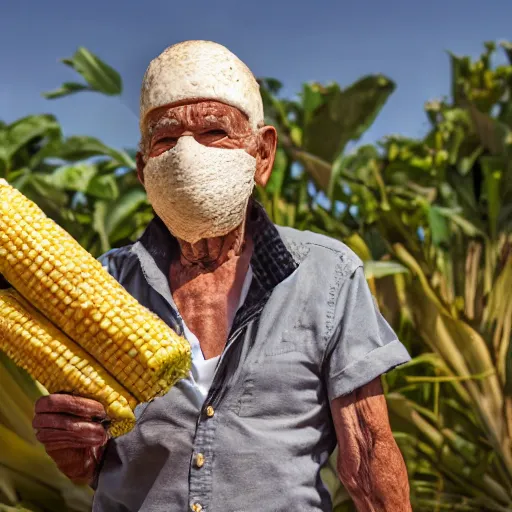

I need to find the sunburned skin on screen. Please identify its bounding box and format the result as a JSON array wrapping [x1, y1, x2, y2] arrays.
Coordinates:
[[136, 100, 276, 358], [33, 394, 108, 484], [140, 100, 260, 158], [331, 378, 412, 512]]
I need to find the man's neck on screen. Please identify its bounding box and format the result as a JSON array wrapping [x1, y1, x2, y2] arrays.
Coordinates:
[[173, 202, 254, 272], [176, 220, 247, 272]]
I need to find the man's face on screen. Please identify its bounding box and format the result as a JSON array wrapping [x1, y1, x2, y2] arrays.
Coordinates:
[[137, 100, 277, 188]]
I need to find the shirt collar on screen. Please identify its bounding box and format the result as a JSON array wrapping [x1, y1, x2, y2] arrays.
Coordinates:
[[137, 199, 298, 302]]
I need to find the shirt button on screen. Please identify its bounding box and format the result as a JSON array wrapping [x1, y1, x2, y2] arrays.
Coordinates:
[[195, 453, 205, 468], [205, 405, 215, 417], [191, 503, 203, 512]]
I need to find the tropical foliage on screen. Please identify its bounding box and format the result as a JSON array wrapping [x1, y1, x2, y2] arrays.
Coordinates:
[[257, 41, 512, 512], [0, 42, 511, 511]]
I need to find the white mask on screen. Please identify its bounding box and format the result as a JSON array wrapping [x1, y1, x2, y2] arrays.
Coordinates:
[[143, 136, 257, 244]]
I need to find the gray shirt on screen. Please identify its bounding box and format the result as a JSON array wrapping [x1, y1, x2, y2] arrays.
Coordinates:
[[92, 203, 410, 512]]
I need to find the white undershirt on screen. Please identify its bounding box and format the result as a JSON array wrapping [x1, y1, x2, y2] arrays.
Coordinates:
[[184, 265, 253, 400]]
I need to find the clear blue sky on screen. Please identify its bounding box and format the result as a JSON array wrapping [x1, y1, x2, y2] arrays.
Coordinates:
[[1, 0, 510, 152]]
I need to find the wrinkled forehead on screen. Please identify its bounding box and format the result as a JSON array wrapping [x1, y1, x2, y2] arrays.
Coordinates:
[[143, 100, 251, 136]]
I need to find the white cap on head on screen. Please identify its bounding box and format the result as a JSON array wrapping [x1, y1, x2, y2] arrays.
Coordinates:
[[140, 40, 264, 131]]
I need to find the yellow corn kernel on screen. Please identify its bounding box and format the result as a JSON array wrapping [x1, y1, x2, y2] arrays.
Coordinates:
[[0, 179, 191, 403], [0, 289, 137, 436]]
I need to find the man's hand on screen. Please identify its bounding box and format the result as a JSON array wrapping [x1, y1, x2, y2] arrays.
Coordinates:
[[330, 378, 412, 512], [33, 394, 109, 485]]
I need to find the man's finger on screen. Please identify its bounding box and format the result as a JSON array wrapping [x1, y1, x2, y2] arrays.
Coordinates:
[[35, 394, 106, 420], [33, 413, 107, 436], [36, 425, 108, 447], [42, 439, 103, 451]]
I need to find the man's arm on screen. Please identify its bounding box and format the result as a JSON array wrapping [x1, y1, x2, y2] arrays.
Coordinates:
[[330, 377, 411, 512]]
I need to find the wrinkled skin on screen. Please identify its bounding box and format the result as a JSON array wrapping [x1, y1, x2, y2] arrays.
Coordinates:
[[33, 394, 108, 485], [34, 100, 411, 510], [331, 378, 412, 511]]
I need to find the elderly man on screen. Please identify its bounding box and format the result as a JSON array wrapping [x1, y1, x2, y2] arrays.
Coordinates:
[[33, 41, 412, 512]]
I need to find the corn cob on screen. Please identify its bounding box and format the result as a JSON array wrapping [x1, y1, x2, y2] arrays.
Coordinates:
[[0, 178, 191, 402], [0, 289, 137, 437]]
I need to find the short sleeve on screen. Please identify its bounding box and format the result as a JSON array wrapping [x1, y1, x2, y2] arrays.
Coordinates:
[[323, 266, 411, 402]]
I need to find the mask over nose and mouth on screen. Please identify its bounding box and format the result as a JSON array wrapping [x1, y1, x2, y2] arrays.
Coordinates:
[[143, 136, 257, 244], [139, 40, 266, 244]]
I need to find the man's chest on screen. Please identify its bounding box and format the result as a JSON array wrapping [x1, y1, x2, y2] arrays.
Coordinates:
[[134, 275, 329, 428], [118, 252, 330, 406], [170, 258, 252, 359]]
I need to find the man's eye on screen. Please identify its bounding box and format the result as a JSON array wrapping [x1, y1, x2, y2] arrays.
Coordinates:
[[204, 130, 227, 137], [155, 137, 177, 144]]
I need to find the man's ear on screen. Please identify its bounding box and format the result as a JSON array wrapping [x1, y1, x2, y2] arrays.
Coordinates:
[[255, 125, 278, 188], [136, 152, 146, 186]]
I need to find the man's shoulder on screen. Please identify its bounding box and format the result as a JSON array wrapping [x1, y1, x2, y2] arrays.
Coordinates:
[[98, 244, 136, 265], [97, 243, 140, 282], [276, 225, 363, 276]]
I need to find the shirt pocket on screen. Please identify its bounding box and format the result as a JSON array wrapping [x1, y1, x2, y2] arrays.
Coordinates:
[[235, 349, 320, 418]]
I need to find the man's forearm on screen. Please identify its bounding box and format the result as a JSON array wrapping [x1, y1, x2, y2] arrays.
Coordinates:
[[337, 431, 411, 511], [331, 378, 411, 512]]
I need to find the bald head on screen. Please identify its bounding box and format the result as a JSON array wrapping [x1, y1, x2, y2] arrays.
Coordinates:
[[140, 40, 264, 131]]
